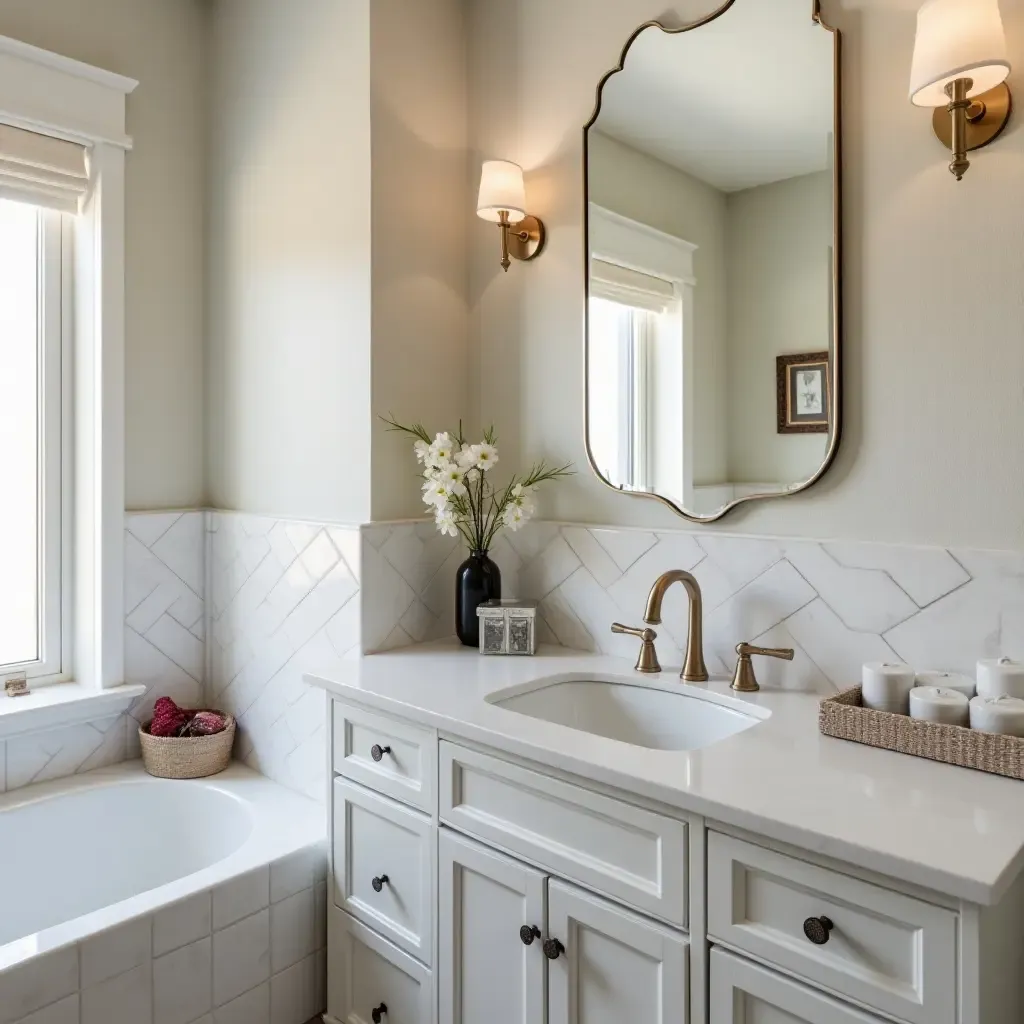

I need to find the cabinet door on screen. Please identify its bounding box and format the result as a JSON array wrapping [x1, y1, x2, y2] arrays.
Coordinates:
[[710, 948, 884, 1024], [438, 829, 546, 1024], [547, 879, 688, 1024]]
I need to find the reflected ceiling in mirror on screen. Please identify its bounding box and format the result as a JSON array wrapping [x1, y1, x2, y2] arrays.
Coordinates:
[[584, 1, 840, 523]]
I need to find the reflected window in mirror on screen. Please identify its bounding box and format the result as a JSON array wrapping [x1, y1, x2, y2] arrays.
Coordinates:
[[584, 1, 841, 522]]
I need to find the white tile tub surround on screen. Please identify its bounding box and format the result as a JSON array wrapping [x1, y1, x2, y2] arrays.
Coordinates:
[[206, 513, 362, 799], [489, 524, 1024, 695], [0, 848, 327, 1024]]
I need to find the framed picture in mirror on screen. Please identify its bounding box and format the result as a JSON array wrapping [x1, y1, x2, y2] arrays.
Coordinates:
[[777, 352, 830, 434]]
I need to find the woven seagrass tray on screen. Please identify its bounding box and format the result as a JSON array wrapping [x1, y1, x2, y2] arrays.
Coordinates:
[[820, 686, 1024, 781]]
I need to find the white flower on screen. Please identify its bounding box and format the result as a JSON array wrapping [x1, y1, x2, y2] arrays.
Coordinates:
[[422, 479, 453, 508], [466, 441, 499, 472], [435, 508, 459, 537], [455, 444, 476, 469], [509, 482, 536, 515], [427, 432, 455, 467], [502, 503, 527, 531], [413, 439, 430, 464], [435, 463, 467, 496]]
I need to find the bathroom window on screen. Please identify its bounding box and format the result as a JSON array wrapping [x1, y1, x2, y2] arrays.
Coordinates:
[[0, 198, 67, 681]]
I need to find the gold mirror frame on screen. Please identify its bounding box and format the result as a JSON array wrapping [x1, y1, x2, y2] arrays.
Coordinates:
[[582, 0, 842, 524]]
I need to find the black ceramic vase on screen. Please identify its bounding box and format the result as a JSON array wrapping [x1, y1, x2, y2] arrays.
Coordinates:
[[455, 550, 502, 647]]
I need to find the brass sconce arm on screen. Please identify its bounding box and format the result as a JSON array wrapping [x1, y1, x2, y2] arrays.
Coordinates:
[[494, 210, 546, 274]]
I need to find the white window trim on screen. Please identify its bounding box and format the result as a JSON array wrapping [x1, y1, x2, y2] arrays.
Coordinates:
[[0, 35, 137, 694], [588, 204, 699, 508]]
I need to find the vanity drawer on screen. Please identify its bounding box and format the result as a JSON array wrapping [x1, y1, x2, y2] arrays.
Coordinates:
[[707, 832, 956, 1024], [332, 778, 434, 966], [439, 741, 688, 926], [328, 907, 435, 1024], [332, 700, 436, 813]]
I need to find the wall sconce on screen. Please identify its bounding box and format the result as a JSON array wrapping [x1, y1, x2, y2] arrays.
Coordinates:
[[910, 0, 1012, 180], [476, 160, 546, 272]]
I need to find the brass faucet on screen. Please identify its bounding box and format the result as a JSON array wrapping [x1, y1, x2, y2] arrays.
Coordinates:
[[643, 570, 708, 683]]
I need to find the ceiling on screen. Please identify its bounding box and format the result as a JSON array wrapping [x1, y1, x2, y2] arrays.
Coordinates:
[[593, 2, 835, 193]]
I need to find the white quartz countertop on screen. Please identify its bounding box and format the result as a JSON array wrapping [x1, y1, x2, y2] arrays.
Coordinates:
[[306, 642, 1024, 905]]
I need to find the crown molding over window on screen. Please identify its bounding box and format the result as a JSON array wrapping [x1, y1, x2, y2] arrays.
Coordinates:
[[0, 34, 138, 691]]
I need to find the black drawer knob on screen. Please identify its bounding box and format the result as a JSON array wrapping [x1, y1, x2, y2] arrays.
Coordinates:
[[371, 1003, 388, 1023], [372, 874, 390, 893], [370, 744, 391, 762], [803, 916, 834, 945], [543, 937, 565, 960], [520, 925, 541, 946]]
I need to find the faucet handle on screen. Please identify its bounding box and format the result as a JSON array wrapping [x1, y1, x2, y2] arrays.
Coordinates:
[[731, 642, 795, 692], [611, 623, 662, 675]]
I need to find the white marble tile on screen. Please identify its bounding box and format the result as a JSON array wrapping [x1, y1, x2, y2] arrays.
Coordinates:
[[748, 621, 833, 694], [271, 850, 318, 904], [298, 532, 340, 583], [562, 528, 623, 589], [517, 534, 583, 601], [0, 947, 78, 1024], [269, 953, 319, 1024], [82, 963, 152, 1024], [786, 599, 901, 688], [885, 577, 1023, 675], [213, 910, 271, 1008], [154, 892, 212, 958], [703, 561, 817, 670], [785, 542, 919, 633], [127, 512, 185, 549], [213, 984, 269, 1024], [590, 527, 658, 574], [11, 995, 79, 1024], [152, 512, 205, 595], [823, 540, 970, 607], [214, 867, 270, 931], [538, 589, 597, 652], [153, 937, 212, 1024], [270, 888, 316, 974], [81, 916, 151, 986], [5, 716, 126, 792]]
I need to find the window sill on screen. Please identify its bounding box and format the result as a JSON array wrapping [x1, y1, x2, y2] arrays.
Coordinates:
[[0, 682, 146, 741]]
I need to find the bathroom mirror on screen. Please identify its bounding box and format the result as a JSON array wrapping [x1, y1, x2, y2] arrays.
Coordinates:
[[584, 0, 840, 522]]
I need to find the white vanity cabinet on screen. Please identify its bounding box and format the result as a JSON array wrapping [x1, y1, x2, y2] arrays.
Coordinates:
[[324, 695, 1024, 1024]]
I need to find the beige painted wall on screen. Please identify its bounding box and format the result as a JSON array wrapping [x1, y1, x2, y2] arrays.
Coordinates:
[[207, 0, 373, 523], [469, 0, 1024, 550], [369, 0, 471, 520], [207, 0, 470, 523], [726, 171, 832, 484], [0, 0, 208, 510], [587, 131, 729, 485]]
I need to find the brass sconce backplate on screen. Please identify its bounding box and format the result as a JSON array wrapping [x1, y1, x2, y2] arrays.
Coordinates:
[[933, 82, 1012, 153], [508, 215, 546, 262]]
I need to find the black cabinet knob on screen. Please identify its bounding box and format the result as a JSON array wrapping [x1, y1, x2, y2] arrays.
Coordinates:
[[803, 916, 834, 945], [370, 744, 391, 762], [520, 925, 541, 946], [372, 874, 390, 893], [543, 937, 565, 960], [371, 1003, 388, 1023]]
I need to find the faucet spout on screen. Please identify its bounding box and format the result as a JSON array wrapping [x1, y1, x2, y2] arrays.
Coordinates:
[[643, 570, 708, 683]]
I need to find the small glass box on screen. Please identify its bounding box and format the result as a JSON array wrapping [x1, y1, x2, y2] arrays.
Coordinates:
[[476, 599, 538, 656]]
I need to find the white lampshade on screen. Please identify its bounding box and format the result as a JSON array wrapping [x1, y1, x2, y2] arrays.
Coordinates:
[[476, 160, 527, 223], [910, 0, 1010, 107]]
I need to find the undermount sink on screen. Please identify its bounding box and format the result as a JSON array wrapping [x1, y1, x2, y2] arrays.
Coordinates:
[[487, 674, 769, 752]]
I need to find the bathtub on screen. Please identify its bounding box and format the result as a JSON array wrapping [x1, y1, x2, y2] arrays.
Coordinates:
[[0, 762, 327, 1024]]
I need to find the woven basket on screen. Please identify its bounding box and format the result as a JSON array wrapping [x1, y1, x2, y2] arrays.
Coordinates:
[[820, 686, 1024, 781], [139, 713, 236, 780]]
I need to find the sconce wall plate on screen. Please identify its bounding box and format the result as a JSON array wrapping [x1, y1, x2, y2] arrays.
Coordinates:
[[932, 81, 1012, 152], [508, 215, 546, 262]]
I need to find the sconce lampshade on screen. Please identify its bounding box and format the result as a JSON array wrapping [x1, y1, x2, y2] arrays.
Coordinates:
[[910, 0, 1011, 107], [476, 160, 527, 223]]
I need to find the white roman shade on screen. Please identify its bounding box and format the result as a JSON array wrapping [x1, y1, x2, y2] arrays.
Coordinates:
[[0, 124, 89, 213], [591, 258, 676, 313]]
